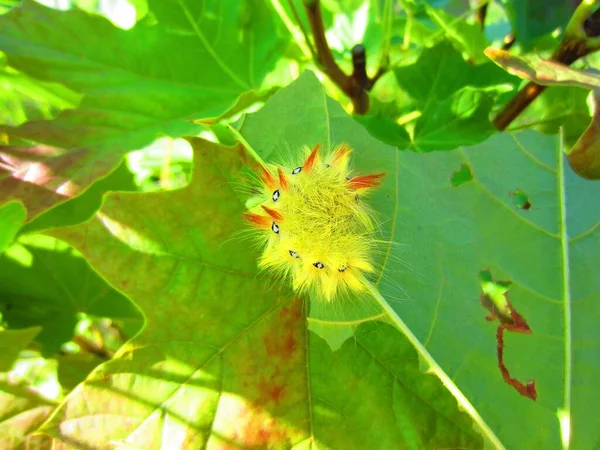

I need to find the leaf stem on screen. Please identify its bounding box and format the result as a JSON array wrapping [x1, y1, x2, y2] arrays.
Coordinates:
[[401, 2, 413, 51], [475, 0, 489, 30], [362, 278, 506, 450], [301, 0, 374, 114], [566, 0, 600, 40], [377, 0, 393, 71], [557, 131, 572, 450], [270, 0, 314, 60], [178, 0, 250, 90], [227, 124, 266, 166]]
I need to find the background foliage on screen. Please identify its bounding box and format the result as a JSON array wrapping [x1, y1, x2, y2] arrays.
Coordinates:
[[0, 0, 599, 449]]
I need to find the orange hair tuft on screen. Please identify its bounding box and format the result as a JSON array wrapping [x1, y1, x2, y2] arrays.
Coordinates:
[[348, 173, 386, 189], [304, 144, 320, 172], [261, 205, 283, 221]]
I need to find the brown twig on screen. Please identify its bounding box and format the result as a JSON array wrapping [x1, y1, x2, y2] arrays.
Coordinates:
[[285, 0, 318, 59], [493, 41, 591, 130], [493, 0, 600, 130], [475, 0, 488, 31], [352, 44, 369, 89], [302, 0, 387, 115], [502, 33, 516, 50], [73, 334, 112, 360]]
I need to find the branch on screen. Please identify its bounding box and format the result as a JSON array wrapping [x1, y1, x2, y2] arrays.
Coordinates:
[[302, 0, 390, 115], [303, 0, 368, 114], [475, 0, 488, 31], [352, 44, 369, 89], [502, 32, 516, 50], [493, 0, 600, 131]]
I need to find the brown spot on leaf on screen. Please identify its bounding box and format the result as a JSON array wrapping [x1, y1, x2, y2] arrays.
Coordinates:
[[257, 376, 286, 406], [235, 407, 288, 447], [235, 297, 306, 416], [263, 300, 302, 361], [479, 270, 537, 400]]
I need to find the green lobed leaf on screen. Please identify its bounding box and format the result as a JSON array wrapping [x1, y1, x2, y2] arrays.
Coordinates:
[[240, 71, 600, 449], [411, 87, 497, 151], [424, 6, 489, 63], [37, 134, 482, 448], [0, 327, 41, 371], [0, 326, 56, 449], [0, 234, 142, 355], [358, 40, 518, 151], [0, 56, 81, 128], [395, 41, 516, 105], [0, 143, 124, 224], [503, 0, 574, 50], [21, 159, 137, 233], [0, 199, 25, 253], [380, 132, 600, 449], [0, 377, 56, 449], [0, 0, 288, 220]]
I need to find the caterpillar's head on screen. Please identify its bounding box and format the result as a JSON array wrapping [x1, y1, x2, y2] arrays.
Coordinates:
[[244, 143, 385, 302]]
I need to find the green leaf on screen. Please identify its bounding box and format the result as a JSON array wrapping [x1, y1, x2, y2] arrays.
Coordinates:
[[411, 87, 497, 151], [395, 41, 515, 105], [512, 85, 590, 143], [484, 49, 600, 178], [357, 41, 517, 151], [0, 143, 124, 223], [357, 90, 498, 153], [424, 6, 488, 63], [0, 57, 80, 127], [0, 0, 287, 218], [379, 132, 600, 449], [147, 0, 287, 85], [354, 113, 411, 149], [0, 327, 41, 371], [240, 72, 600, 448], [0, 377, 56, 449], [310, 322, 481, 449], [567, 92, 600, 179], [0, 234, 142, 355], [0, 0, 19, 14], [0, 327, 55, 449], [504, 0, 574, 50], [0, 200, 25, 253], [56, 351, 105, 391], [0, 327, 54, 449], [22, 159, 137, 233], [39, 136, 481, 448]]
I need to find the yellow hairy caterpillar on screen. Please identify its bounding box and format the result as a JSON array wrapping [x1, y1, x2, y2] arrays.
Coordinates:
[[243, 143, 385, 302]]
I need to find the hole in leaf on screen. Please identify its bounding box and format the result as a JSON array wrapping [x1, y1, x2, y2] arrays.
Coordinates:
[[510, 189, 532, 210], [479, 270, 513, 324], [478, 269, 537, 401], [450, 163, 473, 187]]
